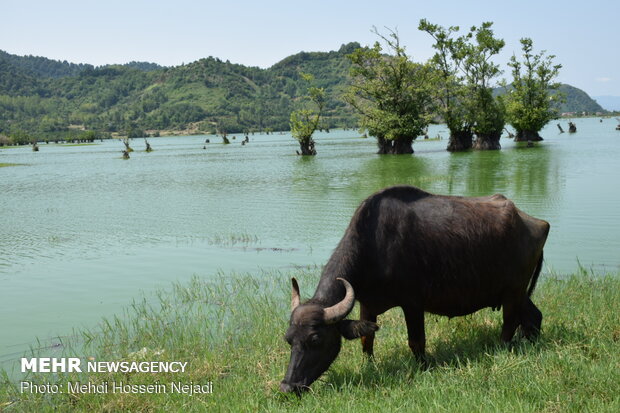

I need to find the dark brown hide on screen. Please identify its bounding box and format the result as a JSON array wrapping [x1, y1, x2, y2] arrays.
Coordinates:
[[281, 185, 549, 393]]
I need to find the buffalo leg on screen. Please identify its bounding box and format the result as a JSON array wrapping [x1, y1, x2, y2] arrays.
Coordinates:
[[403, 307, 426, 362], [500, 301, 521, 342], [360, 304, 377, 357], [520, 298, 542, 340]]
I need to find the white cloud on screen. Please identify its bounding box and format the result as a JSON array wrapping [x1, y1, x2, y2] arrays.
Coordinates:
[[596, 77, 612, 82]]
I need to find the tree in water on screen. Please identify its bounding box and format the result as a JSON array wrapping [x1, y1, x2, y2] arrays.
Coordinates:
[[419, 20, 473, 152], [503, 38, 562, 142], [462, 23, 506, 150], [345, 27, 433, 154], [290, 73, 325, 156], [123, 138, 133, 152]]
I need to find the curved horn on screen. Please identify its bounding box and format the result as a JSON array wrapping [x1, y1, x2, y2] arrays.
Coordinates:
[[323, 278, 355, 324], [291, 277, 301, 311]]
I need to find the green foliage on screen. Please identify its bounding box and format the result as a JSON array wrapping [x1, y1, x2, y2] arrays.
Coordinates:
[[419, 19, 471, 135], [503, 38, 563, 137], [1, 129, 35, 145], [345, 28, 433, 153], [126, 126, 146, 139], [554, 84, 603, 113], [460, 22, 506, 139], [0, 49, 93, 78], [0, 42, 600, 141], [290, 74, 325, 154], [0, 46, 360, 138]]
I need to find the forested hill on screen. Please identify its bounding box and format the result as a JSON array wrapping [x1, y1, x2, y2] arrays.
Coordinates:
[[0, 50, 164, 78], [556, 84, 605, 113], [0, 44, 605, 140]]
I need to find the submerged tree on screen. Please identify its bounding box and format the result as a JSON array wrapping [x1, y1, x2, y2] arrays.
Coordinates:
[[345, 28, 434, 154], [290, 73, 325, 156], [462, 22, 506, 150], [503, 38, 563, 142], [419, 19, 473, 151], [122, 138, 133, 152]]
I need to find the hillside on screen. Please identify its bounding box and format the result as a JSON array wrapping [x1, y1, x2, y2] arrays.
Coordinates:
[[556, 84, 605, 113], [0, 46, 606, 140]]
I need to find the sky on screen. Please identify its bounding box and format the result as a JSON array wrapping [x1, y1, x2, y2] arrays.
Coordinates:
[[2, 0, 619, 97]]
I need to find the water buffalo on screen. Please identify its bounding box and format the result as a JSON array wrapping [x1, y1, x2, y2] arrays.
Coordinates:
[[280, 185, 549, 393]]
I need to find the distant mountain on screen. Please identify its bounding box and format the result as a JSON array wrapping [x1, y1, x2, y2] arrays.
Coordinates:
[[494, 84, 604, 114], [556, 84, 605, 113], [0, 45, 608, 140], [592, 95, 620, 111]]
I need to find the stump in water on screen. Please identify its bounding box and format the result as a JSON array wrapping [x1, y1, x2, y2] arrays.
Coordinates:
[[122, 150, 130, 159], [568, 122, 577, 133], [145, 139, 153, 152], [32, 143, 39, 152], [557, 123, 565, 133], [123, 138, 133, 152]]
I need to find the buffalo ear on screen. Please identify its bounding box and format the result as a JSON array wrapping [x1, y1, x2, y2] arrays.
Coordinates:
[[337, 320, 379, 340]]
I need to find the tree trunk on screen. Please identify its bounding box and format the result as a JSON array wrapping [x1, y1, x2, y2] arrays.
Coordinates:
[[514, 130, 543, 142], [376, 136, 414, 154], [473, 132, 502, 150], [297, 139, 317, 156], [447, 130, 473, 152]]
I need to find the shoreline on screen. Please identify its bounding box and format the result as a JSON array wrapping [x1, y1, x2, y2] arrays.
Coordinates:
[[2, 269, 618, 411]]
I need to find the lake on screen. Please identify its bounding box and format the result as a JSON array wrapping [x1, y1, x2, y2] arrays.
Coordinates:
[[1, 117, 619, 371]]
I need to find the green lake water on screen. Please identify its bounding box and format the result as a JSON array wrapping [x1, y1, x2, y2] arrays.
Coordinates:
[[1, 117, 619, 371]]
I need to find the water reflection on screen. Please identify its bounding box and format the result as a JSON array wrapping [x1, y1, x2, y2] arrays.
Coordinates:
[[1, 121, 619, 366], [444, 144, 555, 204], [350, 155, 433, 195]]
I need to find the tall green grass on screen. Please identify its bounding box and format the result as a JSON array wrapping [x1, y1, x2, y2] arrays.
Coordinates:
[[1, 269, 619, 412]]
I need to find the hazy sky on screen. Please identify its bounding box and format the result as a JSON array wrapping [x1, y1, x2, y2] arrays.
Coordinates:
[[2, 0, 619, 96]]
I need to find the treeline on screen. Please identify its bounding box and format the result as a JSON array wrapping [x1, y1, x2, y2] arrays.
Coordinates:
[[0, 44, 361, 142], [0, 37, 605, 144]]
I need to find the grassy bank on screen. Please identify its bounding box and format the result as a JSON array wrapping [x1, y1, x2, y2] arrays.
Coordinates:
[[1, 269, 619, 412]]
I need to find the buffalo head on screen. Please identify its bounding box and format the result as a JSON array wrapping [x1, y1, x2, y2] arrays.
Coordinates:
[[280, 277, 378, 394]]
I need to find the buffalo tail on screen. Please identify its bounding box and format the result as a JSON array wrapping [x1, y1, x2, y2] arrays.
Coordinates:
[[527, 251, 544, 297]]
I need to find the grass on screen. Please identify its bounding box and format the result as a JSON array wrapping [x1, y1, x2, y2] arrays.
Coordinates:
[[0, 163, 25, 168], [1, 269, 619, 412], [207, 232, 260, 247]]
